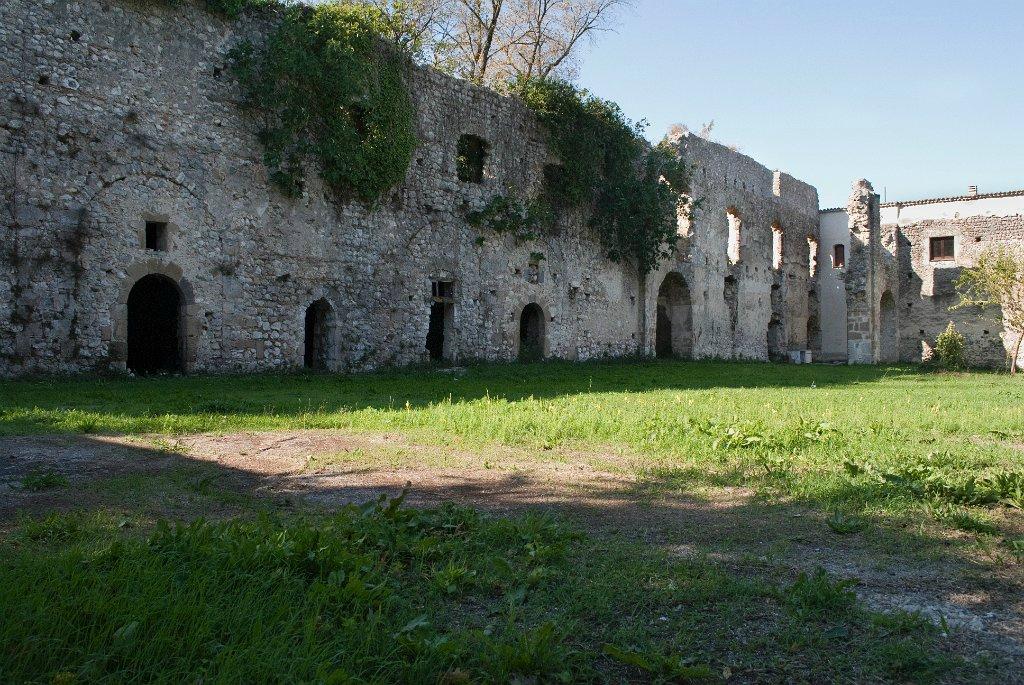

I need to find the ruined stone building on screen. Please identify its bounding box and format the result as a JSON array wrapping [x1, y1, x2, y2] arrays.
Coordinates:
[[820, 185, 1024, 368], [2, 0, 1021, 376]]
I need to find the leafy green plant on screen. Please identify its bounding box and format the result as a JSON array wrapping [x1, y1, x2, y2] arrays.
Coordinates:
[[924, 502, 998, 535], [465, 194, 552, 242], [844, 457, 1024, 508], [934, 321, 966, 370], [783, 568, 858, 621], [16, 511, 118, 544], [513, 77, 690, 274], [20, 468, 68, 492], [601, 644, 715, 683], [230, 3, 416, 202]]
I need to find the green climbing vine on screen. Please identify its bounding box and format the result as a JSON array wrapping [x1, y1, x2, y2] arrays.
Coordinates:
[[229, 3, 416, 202], [464, 195, 553, 244], [513, 77, 690, 274]]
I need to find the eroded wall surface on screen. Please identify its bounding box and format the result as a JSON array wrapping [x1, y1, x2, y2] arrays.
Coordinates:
[[1, 0, 821, 376], [646, 135, 820, 361]]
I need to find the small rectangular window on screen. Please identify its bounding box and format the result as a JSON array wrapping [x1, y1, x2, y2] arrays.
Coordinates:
[[832, 244, 845, 268], [930, 236, 954, 261], [431, 280, 454, 302], [145, 221, 168, 251], [456, 135, 487, 183]]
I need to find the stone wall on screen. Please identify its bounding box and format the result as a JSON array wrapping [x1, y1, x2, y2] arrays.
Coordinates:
[[818, 189, 1024, 368], [817, 209, 849, 361], [0, 0, 821, 376], [647, 134, 820, 362], [890, 209, 1024, 368]]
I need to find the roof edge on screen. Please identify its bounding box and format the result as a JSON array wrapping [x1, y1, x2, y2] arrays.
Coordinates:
[[879, 188, 1024, 208]]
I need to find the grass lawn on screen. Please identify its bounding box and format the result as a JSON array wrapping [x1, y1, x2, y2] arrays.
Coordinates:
[[2, 360, 1022, 682], [3, 360, 1023, 521]]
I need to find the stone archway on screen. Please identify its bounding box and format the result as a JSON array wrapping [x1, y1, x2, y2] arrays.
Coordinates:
[[127, 274, 183, 374], [879, 291, 898, 363], [304, 298, 335, 370], [112, 261, 198, 373], [655, 272, 693, 359], [518, 302, 546, 362]]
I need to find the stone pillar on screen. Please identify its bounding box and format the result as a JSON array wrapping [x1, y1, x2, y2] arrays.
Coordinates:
[[845, 179, 881, 363]]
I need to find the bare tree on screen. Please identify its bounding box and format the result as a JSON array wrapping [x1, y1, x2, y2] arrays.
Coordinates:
[[361, 0, 632, 87], [508, 0, 630, 82], [348, 0, 459, 66]]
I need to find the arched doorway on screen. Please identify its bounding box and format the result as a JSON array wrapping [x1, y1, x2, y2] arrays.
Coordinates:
[[655, 272, 693, 359], [879, 291, 898, 363], [304, 299, 334, 370], [127, 274, 183, 374], [519, 303, 545, 361]]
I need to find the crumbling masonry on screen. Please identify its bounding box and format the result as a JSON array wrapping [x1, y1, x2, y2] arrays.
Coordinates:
[[2, 0, 1021, 376]]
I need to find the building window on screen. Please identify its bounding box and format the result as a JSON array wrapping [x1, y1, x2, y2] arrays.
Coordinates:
[[771, 222, 783, 270], [145, 221, 169, 251], [456, 134, 487, 183], [832, 244, 845, 268], [726, 207, 742, 265], [807, 236, 818, 276], [930, 236, 955, 262]]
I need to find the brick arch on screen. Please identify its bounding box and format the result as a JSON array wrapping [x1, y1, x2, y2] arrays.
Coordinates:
[[110, 260, 199, 372]]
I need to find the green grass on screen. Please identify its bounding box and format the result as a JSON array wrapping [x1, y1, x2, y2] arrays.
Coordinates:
[[0, 496, 964, 683], [3, 361, 1020, 681], [3, 360, 1022, 524]]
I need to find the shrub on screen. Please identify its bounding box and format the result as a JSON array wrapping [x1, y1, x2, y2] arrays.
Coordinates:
[[230, 3, 416, 202], [934, 321, 966, 370]]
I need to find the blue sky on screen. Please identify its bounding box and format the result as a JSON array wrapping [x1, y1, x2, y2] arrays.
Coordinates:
[[574, 0, 1024, 208]]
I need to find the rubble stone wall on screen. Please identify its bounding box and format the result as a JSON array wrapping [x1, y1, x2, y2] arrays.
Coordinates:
[[1, 0, 821, 376], [818, 188, 1024, 369], [648, 135, 820, 362], [892, 211, 1024, 368]]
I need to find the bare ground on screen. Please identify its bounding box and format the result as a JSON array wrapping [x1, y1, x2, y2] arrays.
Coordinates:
[[2, 429, 1022, 677]]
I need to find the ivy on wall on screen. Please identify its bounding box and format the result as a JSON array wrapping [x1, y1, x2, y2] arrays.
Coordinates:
[[229, 3, 417, 202], [514, 77, 690, 275], [141, 0, 686, 269], [464, 195, 553, 243]]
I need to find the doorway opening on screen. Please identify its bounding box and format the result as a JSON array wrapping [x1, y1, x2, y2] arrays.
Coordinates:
[[519, 303, 545, 361], [304, 298, 333, 370], [127, 274, 183, 374]]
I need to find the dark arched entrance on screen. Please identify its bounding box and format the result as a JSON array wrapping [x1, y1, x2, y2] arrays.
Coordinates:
[[519, 303, 545, 361], [304, 299, 333, 370], [127, 274, 182, 374], [655, 272, 692, 359]]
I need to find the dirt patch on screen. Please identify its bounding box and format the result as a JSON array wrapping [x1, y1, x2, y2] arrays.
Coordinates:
[[2, 429, 1022, 675]]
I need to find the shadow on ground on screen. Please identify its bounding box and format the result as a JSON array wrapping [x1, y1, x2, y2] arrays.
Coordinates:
[[0, 360, 935, 434], [2, 429, 1021, 676]]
